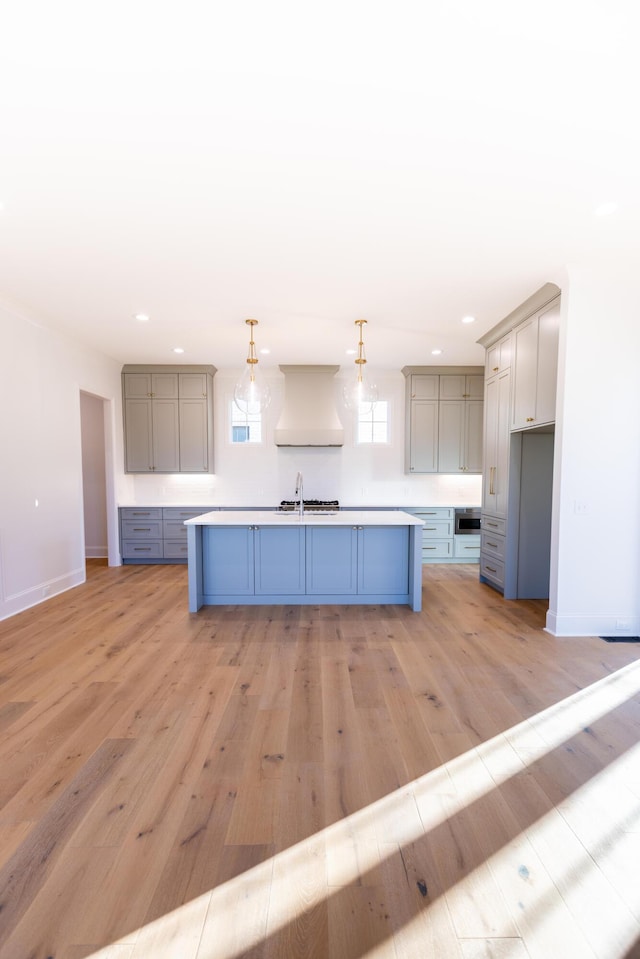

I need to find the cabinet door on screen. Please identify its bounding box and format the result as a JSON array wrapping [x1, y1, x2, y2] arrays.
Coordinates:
[[512, 317, 538, 429], [439, 375, 466, 400], [410, 375, 439, 399], [485, 334, 512, 378], [123, 373, 152, 399], [152, 399, 180, 472], [179, 399, 209, 472], [151, 373, 179, 398], [124, 398, 153, 471], [179, 373, 208, 399], [464, 400, 484, 473], [202, 527, 253, 594], [483, 369, 510, 517], [306, 526, 358, 594], [535, 299, 560, 426], [409, 401, 438, 472], [254, 526, 305, 594], [438, 401, 464, 472], [358, 526, 409, 594], [495, 369, 511, 516], [466, 375, 485, 400]]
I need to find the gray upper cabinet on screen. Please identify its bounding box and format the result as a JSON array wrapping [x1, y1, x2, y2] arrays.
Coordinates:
[[438, 399, 484, 473], [403, 367, 484, 474], [511, 297, 560, 430], [122, 365, 216, 473], [438, 374, 484, 401]]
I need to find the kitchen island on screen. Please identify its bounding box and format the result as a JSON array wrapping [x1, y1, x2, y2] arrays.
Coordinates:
[[185, 510, 424, 612]]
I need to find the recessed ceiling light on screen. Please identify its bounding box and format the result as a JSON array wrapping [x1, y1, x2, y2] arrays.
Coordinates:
[[260, 348, 270, 355], [135, 313, 150, 322], [431, 349, 443, 356], [346, 348, 357, 355], [594, 201, 618, 217], [172, 347, 185, 354], [462, 315, 476, 324]]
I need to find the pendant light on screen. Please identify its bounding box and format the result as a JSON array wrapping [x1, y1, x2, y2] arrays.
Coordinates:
[[343, 318, 378, 413], [234, 319, 271, 414]]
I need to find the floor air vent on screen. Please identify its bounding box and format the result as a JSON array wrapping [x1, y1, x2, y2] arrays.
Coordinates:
[[600, 636, 640, 643]]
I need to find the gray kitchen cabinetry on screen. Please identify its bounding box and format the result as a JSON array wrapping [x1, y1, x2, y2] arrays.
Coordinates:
[[485, 333, 512, 379], [511, 296, 560, 430], [403, 367, 484, 474], [477, 283, 560, 598], [122, 365, 216, 473], [404, 507, 479, 564], [120, 506, 214, 563]]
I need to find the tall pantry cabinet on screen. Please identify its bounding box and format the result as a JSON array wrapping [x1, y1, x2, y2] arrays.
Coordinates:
[[478, 285, 560, 599]]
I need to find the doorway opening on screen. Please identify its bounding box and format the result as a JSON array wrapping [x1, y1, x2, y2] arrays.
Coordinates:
[[80, 391, 118, 567]]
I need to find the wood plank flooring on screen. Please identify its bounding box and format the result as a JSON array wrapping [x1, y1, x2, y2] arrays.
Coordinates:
[[1, 561, 640, 958]]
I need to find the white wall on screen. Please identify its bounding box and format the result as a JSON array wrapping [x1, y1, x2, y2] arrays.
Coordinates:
[[0, 304, 123, 621], [548, 263, 640, 636], [125, 369, 483, 510]]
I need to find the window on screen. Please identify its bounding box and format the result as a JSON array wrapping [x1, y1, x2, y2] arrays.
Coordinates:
[[357, 400, 389, 443], [230, 401, 263, 444]]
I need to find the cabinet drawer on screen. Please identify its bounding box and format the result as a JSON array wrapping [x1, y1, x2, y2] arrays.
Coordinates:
[[163, 519, 189, 539], [411, 507, 453, 521], [454, 535, 480, 558], [121, 519, 163, 539], [421, 520, 453, 538], [163, 507, 212, 521], [120, 507, 162, 520], [422, 541, 452, 559], [164, 541, 190, 559], [122, 540, 164, 559], [481, 515, 506, 536], [480, 554, 505, 587], [481, 530, 505, 560]]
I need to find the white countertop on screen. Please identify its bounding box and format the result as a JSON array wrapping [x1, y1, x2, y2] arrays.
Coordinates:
[[184, 510, 424, 527]]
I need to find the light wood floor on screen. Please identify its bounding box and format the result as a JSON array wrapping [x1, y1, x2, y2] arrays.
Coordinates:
[[1, 561, 639, 959]]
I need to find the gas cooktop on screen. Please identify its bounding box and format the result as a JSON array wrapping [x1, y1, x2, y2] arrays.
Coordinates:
[[277, 499, 340, 513]]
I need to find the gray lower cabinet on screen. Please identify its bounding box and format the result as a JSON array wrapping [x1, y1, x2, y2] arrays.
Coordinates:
[[404, 507, 480, 564], [120, 506, 214, 563]]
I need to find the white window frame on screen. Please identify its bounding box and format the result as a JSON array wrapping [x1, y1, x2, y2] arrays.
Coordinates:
[[356, 399, 390, 444], [229, 398, 265, 445]]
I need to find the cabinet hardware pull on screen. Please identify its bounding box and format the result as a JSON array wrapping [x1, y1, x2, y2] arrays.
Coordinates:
[[134, 547, 152, 551], [486, 565, 497, 573], [425, 546, 437, 550], [464, 546, 477, 550], [487, 541, 498, 548], [492, 366, 499, 371], [463, 393, 470, 397], [489, 466, 496, 495], [526, 416, 535, 422], [133, 528, 151, 532], [487, 522, 498, 528], [425, 527, 437, 531]]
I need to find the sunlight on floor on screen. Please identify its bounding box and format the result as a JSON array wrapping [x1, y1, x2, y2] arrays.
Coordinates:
[[86, 659, 640, 958]]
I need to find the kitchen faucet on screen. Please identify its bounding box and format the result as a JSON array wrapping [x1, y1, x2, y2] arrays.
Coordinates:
[[295, 471, 304, 517]]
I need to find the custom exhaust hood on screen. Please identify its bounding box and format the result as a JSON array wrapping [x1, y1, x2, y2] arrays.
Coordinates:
[[275, 365, 344, 447]]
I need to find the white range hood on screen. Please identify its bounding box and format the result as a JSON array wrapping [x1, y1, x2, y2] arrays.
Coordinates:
[[275, 365, 344, 447]]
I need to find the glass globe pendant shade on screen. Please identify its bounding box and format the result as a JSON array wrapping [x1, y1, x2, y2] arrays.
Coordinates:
[[342, 375, 378, 414], [233, 318, 271, 414], [234, 364, 271, 415], [343, 318, 378, 414]]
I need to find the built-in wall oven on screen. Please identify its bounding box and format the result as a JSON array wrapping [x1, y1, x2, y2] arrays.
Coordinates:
[[455, 507, 481, 534]]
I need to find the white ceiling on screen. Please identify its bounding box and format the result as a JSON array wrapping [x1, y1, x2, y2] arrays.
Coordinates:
[[1, 1, 638, 371]]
